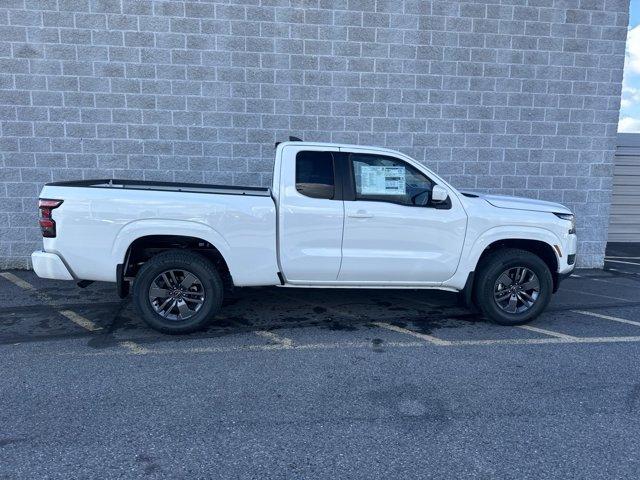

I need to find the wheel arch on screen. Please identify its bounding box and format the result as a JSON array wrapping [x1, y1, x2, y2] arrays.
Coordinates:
[[475, 238, 560, 292], [113, 222, 234, 297], [478, 238, 559, 284]]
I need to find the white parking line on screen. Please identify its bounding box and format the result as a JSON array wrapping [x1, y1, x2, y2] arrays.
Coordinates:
[[606, 267, 640, 276], [606, 256, 640, 260], [0, 272, 103, 332], [573, 310, 640, 328], [0, 272, 35, 290], [293, 340, 425, 350], [1, 272, 56, 304], [588, 277, 637, 288], [450, 335, 640, 346], [119, 341, 150, 355], [605, 259, 640, 266], [518, 325, 577, 340], [59, 310, 103, 332], [372, 322, 451, 345], [38, 334, 640, 359], [561, 288, 634, 303], [254, 330, 294, 348]]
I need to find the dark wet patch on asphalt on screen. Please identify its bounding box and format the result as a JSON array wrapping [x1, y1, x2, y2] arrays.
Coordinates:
[[3, 269, 640, 348], [0, 306, 98, 345], [0, 437, 29, 447], [85, 299, 132, 349], [381, 312, 484, 336], [367, 383, 452, 432], [135, 453, 162, 475], [371, 338, 385, 353], [325, 321, 357, 331]]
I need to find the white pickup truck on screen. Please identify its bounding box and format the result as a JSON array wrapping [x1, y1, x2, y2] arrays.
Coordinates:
[[32, 140, 577, 333]]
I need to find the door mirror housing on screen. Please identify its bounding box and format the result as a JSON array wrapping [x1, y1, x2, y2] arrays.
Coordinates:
[[431, 185, 449, 204]]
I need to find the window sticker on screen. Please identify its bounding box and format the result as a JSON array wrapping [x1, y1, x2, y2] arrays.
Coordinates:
[[359, 166, 406, 195]]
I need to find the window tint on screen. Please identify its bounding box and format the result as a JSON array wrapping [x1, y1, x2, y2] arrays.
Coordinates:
[[351, 154, 434, 206], [296, 151, 335, 200]]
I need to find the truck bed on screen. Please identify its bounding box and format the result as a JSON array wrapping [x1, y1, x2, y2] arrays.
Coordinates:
[[39, 180, 279, 286], [46, 179, 271, 197]]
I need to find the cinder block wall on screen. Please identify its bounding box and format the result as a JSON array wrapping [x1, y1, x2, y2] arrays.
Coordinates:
[[0, 0, 628, 269]]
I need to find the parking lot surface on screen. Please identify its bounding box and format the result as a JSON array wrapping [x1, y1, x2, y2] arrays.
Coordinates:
[[1, 255, 640, 478]]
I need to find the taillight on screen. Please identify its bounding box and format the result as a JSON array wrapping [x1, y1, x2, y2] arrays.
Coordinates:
[[38, 199, 63, 238]]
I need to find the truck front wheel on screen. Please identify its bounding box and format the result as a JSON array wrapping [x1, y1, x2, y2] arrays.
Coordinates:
[[473, 248, 553, 326], [133, 250, 223, 334]]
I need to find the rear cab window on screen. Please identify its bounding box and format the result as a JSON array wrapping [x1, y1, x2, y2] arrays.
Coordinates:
[[295, 151, 335, 200]]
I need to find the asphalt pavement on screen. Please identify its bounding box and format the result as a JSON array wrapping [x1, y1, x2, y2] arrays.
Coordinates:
[[1, 252, 640, 479]]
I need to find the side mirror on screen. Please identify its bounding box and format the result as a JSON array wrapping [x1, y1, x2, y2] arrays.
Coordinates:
[[431, 185, 449, 204]]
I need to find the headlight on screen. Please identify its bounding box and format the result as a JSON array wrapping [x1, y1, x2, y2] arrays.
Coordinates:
[[554, 213, 575, 234]]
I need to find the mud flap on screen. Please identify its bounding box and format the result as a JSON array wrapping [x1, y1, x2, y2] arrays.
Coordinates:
[[459, 271, 475, 309], [116, 263, 130, 298]]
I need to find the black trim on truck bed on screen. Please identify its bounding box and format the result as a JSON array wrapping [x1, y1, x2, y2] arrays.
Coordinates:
[[45, 179, 271, 197]]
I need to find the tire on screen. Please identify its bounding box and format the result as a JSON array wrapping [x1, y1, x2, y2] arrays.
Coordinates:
[[473, 248, 553, 326], [132, 250, 223, 334]]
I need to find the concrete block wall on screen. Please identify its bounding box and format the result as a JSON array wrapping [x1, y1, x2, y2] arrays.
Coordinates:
[[0, 0, 629, 268]]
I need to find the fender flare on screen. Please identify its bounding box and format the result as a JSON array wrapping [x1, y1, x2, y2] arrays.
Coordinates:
[[446, 225, 563, 291], [111, 219, 232, 271], [466, 226, 562, 272]]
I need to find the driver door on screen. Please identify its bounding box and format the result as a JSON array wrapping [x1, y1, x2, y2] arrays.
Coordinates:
[[338, 151, 467, 284]]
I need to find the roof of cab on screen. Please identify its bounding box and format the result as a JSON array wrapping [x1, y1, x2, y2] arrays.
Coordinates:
[[274, 140, 405, 157]]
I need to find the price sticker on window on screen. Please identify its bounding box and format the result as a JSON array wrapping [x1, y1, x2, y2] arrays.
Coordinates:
[[359, 166, 406, 195]]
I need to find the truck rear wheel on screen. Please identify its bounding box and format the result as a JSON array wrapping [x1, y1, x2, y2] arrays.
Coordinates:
[[133, 250, 223, 334], [473, 248, 553, 326]]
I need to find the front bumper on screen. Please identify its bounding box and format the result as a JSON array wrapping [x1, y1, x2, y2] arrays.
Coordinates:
[[558, 233, 577, 275], [31, 251, 74, 280]]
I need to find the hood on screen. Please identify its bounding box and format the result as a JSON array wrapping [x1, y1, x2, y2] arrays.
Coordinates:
[[461, 192, 572, 214]]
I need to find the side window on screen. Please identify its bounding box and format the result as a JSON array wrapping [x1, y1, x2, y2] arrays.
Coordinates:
[[295, 151, 335, 200], [350, 154, 434, 206]]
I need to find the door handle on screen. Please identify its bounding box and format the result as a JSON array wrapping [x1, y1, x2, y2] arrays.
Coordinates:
[[348, 210, 373, 219]]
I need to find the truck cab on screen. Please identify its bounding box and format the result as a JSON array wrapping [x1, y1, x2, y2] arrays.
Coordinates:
[[276, 142, 468, 286]]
